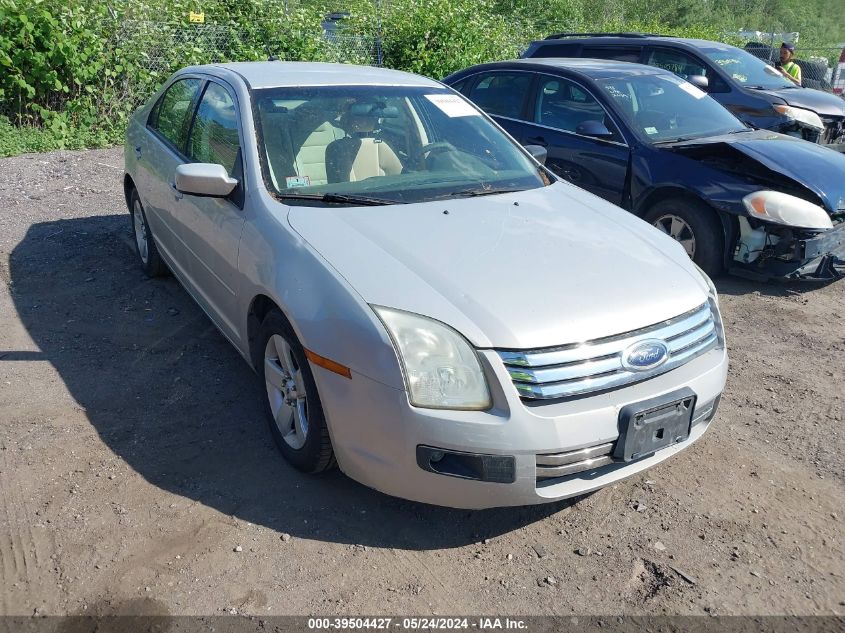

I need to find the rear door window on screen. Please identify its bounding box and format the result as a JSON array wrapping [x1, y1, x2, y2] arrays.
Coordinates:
[[449, 77, 473, 96], [582, 46, 642, 63], [531, 44, 579, 58], [149, 78, 203, 154], [467, 72, 532, 119]]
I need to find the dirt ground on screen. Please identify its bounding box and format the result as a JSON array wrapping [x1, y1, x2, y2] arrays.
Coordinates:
[[0, 147, 843, 618]]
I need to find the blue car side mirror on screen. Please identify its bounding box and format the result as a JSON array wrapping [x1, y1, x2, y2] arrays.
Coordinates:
[[687, 75, 709, 91], [576, 120, 613, 139]]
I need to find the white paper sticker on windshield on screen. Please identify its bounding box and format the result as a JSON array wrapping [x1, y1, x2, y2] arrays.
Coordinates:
[[678, 81, 707, 99], [286, 175, 311, 188], [644, 126, 658, 135], [425, 94, 480, 117]]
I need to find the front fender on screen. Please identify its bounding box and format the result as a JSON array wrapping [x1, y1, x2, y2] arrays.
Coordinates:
[[236, 197, 405, 392]]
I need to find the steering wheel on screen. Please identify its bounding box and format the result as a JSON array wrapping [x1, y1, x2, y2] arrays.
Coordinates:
[[407, 141, 458, 170], [419, 141, 456, 156]]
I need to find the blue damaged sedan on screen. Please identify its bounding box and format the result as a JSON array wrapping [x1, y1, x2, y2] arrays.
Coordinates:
[[445, 59, 845, 281]]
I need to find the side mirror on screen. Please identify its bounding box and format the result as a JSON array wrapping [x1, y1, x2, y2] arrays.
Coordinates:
[[575, 120, 613, 139], [687, 75, 709, 91], [523, 144, 548, 165], [175, 163, 238, 197]]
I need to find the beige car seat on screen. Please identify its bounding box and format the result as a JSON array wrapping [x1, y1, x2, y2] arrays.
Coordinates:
[[325, 109, 402, 183], [292, 119, 345, 186], [257, 100, 345, 189]]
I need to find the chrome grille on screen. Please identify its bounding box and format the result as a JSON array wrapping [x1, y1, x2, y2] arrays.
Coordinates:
[[535, 397, 718, 481], [498, 302, 720, 400]]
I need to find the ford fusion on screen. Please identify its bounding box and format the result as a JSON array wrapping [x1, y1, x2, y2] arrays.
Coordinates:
[[124, 62, 727, 508], [445, 59, 845, 281]]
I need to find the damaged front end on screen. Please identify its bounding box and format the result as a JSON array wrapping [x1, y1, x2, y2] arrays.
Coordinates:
[[666, 137, 845, 282], [732, 213, 845, 282]]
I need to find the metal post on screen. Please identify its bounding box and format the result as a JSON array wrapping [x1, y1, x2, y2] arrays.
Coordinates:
[[375, 0, 384, 67]]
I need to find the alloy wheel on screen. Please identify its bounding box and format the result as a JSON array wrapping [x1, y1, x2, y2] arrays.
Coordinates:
[[654, 213, 696, 258], [264, 334, 309, 450], [133, 199, 149, 264]]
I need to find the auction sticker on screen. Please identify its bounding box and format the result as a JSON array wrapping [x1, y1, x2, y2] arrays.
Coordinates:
[[425, 94, 480, 117], [286, 175, 312, 188]]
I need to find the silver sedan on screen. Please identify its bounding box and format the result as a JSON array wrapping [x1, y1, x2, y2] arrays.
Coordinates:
[[124, 62, 727, 508]]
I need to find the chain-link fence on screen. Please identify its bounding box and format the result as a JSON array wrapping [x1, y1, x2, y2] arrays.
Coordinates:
[[114, 16, 844, 114], [114, 19, 381, 111]]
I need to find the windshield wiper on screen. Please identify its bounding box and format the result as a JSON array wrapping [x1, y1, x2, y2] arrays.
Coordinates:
[[276, 192, 401, 206], [440, 187, 527, 199], [652, 136, 697, 145]]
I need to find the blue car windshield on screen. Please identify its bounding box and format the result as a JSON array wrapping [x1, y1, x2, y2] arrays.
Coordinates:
[[703, 47, 794, 90], [252, 86, 547, 205], [598, 74, 747, 143]]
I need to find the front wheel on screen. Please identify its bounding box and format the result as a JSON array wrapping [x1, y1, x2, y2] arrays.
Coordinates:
[[129, 189, 168, 277], [258, 311, 335, 473], [642, 198, 724, 276]]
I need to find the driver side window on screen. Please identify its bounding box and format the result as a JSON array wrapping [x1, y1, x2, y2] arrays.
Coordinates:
[[645, 48, 729, 93], [533, 76, 622, 142], [187, 82, 241, 177]]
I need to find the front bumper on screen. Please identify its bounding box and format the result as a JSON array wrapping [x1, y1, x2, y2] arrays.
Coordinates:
[[312, 344, 728, 509], [732, 221, 845, 281]]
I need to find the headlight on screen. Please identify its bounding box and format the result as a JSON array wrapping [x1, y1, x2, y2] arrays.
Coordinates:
[[742, 191, 833, 230], [693, 264, 725, 347], [773, 105, 824, 130], [373, 306, 492, 410]]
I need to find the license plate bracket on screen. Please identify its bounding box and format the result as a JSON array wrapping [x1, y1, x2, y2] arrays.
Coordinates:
[[614, 388, 697, 462]]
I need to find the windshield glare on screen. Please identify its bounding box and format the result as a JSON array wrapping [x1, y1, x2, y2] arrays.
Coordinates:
[[703, 48, 793, 90], [253, 86, 546, 205], [598, 74, 747, 143]]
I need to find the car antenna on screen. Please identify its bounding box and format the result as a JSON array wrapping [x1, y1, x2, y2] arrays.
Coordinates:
[[265, 43, 278, 62]]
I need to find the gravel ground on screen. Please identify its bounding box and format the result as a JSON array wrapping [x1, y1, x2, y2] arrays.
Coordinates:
[[0, 148, 843, 617]]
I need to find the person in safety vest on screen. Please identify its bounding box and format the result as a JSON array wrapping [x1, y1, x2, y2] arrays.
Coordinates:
[[776, 42, 802, 86]]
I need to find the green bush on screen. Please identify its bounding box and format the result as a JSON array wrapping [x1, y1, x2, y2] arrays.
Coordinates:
[[1, 0, 843, 157], [0, 0, 333, 154], [355, 0, 526, 78]]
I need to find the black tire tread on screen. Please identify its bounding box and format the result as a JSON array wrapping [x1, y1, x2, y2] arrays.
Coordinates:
[[129, 189, 169, 278], [643, 197, 724, 277], [258, 310, 335, 474]]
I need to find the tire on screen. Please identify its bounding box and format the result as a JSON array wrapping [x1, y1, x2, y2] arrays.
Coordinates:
[[258, 310, 335, 473], [642, 198, 724, 277], [129, 189, 168, 277]]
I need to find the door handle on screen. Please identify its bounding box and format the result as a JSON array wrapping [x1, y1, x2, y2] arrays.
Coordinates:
[[134, 146, 142, 158], [525, 137, 548, 147], [170, 182, 183, 200]]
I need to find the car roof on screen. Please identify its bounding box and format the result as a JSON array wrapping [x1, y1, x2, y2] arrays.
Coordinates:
[[193, 61, 442, 89], [533, 35, 735, 53], [455, 58, 669, 81]]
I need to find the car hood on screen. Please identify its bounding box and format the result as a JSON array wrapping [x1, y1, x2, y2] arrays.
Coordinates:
[[287, 183, 708, 349], [667, 130, 845, 214], [761, 86, 845, 117]]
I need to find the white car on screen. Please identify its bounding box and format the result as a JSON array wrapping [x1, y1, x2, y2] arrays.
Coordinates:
[[123, 62, 728, 509]]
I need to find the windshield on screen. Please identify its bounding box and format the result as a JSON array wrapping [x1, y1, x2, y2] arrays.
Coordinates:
[[253, 86, 547, 205], [598, 74, 747, 143], [703, 47, 794, 90]]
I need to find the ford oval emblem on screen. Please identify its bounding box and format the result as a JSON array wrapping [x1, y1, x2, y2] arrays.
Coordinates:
[[622, 339, 669, 372]]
